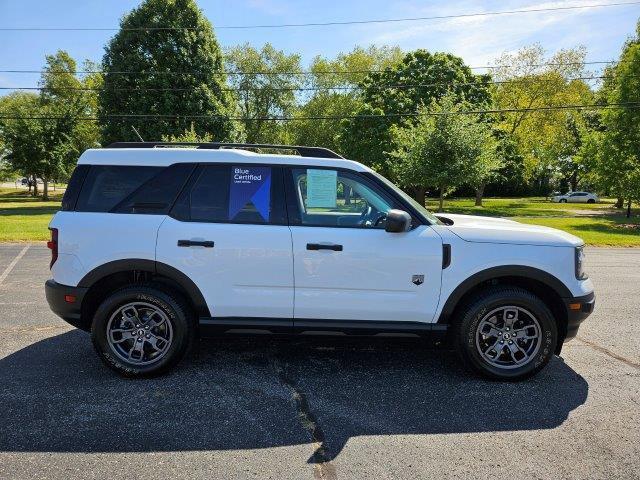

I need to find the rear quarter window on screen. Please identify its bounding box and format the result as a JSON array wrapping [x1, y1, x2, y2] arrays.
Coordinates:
[[61, 165, 90, 211], [112, 163, 196, 215], [75, 166, 161, 212]]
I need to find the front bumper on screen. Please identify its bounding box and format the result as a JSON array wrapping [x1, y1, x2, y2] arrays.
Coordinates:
[[45, 280, 90, 331], [563, 291, 595, 342]]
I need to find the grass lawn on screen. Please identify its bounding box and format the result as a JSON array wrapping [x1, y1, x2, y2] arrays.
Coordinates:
[[1, 188, 638, 246], [0, 188, 64, 242]]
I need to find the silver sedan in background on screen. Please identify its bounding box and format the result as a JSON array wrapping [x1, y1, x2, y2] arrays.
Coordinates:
[[552, 192, 599, 203]]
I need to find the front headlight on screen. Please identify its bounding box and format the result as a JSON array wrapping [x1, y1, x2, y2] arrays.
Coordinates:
[[575, 246, 588, 280]]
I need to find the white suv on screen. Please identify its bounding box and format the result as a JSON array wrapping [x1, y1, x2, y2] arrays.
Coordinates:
[[45, 142, 595, 380]]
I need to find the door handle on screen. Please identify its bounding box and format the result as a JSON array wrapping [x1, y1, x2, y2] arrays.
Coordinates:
[[306, 243, 343, 251], [177, 240, 215, 248]]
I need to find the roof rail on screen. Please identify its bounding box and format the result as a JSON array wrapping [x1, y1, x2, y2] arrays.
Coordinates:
[[106, 142, 343, 159]]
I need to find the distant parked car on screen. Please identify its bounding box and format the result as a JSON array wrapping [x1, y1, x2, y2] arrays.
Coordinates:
[[20, 178, 28, 186], [552, 192, 599, 204]]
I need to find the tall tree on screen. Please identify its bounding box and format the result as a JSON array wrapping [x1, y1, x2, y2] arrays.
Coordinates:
[[0, 51, 98, 200], [99, 0, 236, 144], [290, 46, 403, 152], [389, 94, 494, 210], [340, 50, 491, 179], [491, 44, 592, 191], [590, 24, 640, 216], [225, 43, 302, 144], [38, 51, 100, 198], [467, 132, 504, 206], [0, 92, 43, 195]]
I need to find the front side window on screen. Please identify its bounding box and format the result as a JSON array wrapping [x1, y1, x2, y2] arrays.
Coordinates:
[[172, 164, 285, 224], [289, 168, 394, 228]]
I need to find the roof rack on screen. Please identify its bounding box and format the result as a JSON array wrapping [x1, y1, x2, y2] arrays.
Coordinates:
[[106, 142, 343, 159]]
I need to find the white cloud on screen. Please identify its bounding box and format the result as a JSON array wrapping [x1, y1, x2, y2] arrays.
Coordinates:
[[355, 0, 630, 67]]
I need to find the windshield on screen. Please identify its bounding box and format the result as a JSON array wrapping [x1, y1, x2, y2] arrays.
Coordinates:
[[369, 170, 443, 225]]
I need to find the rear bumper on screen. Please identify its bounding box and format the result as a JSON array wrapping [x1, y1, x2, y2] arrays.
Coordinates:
[[45, 280, 90, 331], [563, 291, 595, 342]]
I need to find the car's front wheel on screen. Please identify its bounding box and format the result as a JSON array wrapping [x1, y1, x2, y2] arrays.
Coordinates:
[[454, 287, 557, 381], [91, 285, 194, 377], [559, 198, 567, 203]]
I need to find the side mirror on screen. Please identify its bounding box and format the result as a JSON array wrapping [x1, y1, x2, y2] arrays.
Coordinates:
[[385, 209, 412, 233]]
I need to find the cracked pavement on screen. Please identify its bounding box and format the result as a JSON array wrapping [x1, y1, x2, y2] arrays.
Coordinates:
[[0, 244, 638, 479]]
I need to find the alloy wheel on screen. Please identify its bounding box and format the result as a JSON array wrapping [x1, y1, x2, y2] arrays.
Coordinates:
[[475, 306, 542, 370], [106, 302, 173, 366]]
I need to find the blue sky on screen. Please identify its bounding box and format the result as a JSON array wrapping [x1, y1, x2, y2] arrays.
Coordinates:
[[0, 0, 638, 90]]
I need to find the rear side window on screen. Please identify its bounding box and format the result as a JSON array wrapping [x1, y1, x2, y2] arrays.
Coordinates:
[[171, 164, 286, 224], [75, 166, 161, 212]]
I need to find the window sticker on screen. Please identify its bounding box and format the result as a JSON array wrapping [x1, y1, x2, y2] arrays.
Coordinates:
[[228, 166, 271, 221], [306, 169, 337, 208]]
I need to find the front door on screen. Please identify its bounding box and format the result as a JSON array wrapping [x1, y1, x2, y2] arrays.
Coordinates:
[[285, 167, 443, 323], [156, 164, 294, 319]]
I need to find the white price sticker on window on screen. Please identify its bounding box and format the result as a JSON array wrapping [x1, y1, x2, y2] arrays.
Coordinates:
[[306, 169, 337, 208]]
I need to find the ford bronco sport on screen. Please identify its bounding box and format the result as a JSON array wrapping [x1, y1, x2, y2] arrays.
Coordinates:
[[45, 142, 595, 380]]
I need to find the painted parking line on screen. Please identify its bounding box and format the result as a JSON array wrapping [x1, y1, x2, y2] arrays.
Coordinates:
[[0, 245, 30, 286]]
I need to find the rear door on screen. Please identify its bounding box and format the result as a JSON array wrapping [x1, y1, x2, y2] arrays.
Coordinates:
[[156, 164, 294, 320], [285, 167, 443, 323]]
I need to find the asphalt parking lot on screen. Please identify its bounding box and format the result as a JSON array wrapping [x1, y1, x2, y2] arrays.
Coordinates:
[[0, 244, 638, 479]]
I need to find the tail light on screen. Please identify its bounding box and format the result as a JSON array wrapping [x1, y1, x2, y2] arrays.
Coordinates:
[[47, 228, 58, 269]]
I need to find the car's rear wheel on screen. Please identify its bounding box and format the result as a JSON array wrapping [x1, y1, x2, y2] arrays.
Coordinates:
[[454, 287, 557, 381], [91, 285, 194, 377], [587, 199, 595, 204]]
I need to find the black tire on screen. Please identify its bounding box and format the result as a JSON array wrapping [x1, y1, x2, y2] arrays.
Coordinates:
[[559, 199, 567, 203], [91, 284, 194, 377], [587, 199, 595, 204], [453, 287, 557, 381]]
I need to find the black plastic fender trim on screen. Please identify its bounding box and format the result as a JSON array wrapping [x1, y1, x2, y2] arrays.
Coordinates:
[[437, 265, 573, 324], [78, 259, 210, 317]]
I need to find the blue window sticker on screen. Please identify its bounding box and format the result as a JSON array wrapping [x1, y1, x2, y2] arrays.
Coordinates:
[[228, 166, 271, 222]]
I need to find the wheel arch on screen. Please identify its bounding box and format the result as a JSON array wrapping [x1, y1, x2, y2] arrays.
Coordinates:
[[78, 259, 210, 329], [438, 265, 570, 349]]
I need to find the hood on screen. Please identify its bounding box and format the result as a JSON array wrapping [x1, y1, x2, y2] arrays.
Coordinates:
[[436, 213, 583, 247]]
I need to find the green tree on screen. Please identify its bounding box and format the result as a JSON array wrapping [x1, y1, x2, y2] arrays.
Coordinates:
[[341, 50, 491, 179], [598, 24, 640, 216], [389, 95, 493, 210], [1, 92, 47, 197], [492, 44, 593, 191], [0, 51, 98, 200], [98, 0, 236, 144], [467, 132, 504, 206], [39, 51, 100, 198], [291, 46, 403, 152], [162, 123, 213, 143], [578, 24, 640, 217], [225, 43, 302, 144]]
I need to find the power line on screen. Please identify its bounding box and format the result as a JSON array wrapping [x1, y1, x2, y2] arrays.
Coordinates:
[[0, 102, 637, 122], [0, 61, 624, 77], [1, 2, 638, 31], [0, 75, 617, 93]]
